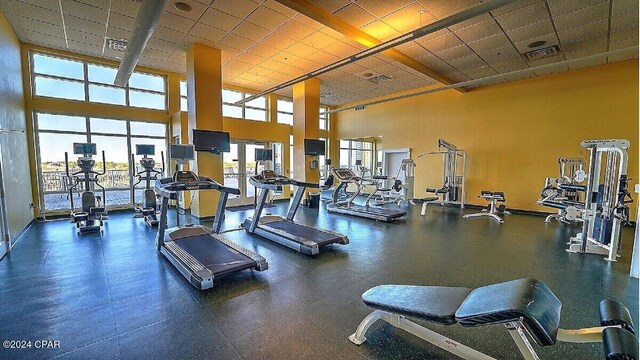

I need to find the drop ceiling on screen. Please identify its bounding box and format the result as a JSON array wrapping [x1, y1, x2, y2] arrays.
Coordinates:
[[0, 0, 637, 106]]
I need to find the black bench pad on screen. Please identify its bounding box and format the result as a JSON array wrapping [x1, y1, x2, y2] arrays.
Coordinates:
[[362, 285, 471, 325], [455, 278, 562, 347]]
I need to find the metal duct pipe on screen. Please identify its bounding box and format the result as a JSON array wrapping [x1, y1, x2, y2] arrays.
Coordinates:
[[114, 0, 170, 87], [326, 46, 639, 114], [235, 0, 519, 105]]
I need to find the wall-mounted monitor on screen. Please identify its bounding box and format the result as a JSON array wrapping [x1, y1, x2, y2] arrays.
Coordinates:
[[136, 144, 155, 156], [193, 129, 231, 153], [170, 144, 195, 161], [73, 143, 97, 155], [304, 139, 325, 156], [255, 148, 273, 161]]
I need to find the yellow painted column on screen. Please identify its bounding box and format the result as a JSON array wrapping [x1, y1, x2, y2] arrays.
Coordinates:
[[292, 78, 320, 190], [186, 44, 223, 218]]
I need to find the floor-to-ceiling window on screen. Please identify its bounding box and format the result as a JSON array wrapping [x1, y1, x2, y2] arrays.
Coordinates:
[[35, 113, 167, 212], [339, 139, 374, 176]]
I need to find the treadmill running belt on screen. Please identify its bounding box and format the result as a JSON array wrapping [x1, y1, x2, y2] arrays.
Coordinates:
[[262, 220, 341, 247], [173, 235, 257, 276], [347, 204, 406, 216]]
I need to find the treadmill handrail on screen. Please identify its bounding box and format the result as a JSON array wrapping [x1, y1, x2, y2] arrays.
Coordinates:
[[249, 175, 285, 190], [290, 179, 319, 188], [155, 176, 241, 198]]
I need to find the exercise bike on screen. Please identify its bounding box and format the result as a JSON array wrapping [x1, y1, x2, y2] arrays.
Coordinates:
[[131, 144, 165, 227], [65, 143, 107, 235]]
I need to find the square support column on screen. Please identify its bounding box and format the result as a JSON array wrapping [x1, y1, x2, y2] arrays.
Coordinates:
[[293, 78, 320, 191], [186, 44, 223, 218]]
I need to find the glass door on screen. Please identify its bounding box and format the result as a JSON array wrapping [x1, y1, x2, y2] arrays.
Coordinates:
[[224, 141, 268, 207], [224, 142, 242, 207]]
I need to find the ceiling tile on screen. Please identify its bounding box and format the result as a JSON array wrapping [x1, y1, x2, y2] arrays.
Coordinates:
[[607, 47, 638, 62], [611, 11, 639, 31], [506, 19, 555, 44], [418, 31, 463, 52], [612, 0, 639, 15], [23, 29, 67, 48], [0, 0, 13, 14], [355, 0, 414, 18], [60, 0, 107, 24], [381, 3, 435, 33], [276, 20, 316, 41], [65, 15, 105, 36], [212, 0, 260, 19], [564, 43, 607, 59], [138, 56, 166, 68], [496, 2, 550, 31], [333, 3, 376, 28], [110, 0, 140, 17], [12, 0, 59, 11], [283, 42, 317, 57], [360, 20, 400, 41], [447, 13, 493, 32], [436, 44, 475, 61], [232, 21, 270, 42], [417, 0, 477, 19], [247, 43, 280, 59], [189, 22, 226, 43], [396, 43, 430, 58], [478, 44, 521, 63], [557, 19, 608, 45], [309, 50, 341, 64], [199, 8, 242, 32], [300, 31, 338, 50], [158, 12, 196, 33], [467, 33, 512, 53], [215, 41, 243, 58], [490, 0, 544, 16], [610, 25, 639, 43], [568, 56, 606, 71], [14, 15, 65, 38], [106, 26, 130, 40], [246, 5, 290, 30], [447, 54, 485, 69], [563, 34, 608, 53], [553, 2, 609, 31], [219, 33, 255, 51], [74, 0, 110, 9], [318, 26, 346, 41], [67, 39, 103, 57], [311, 0, 352, 13], [146, 37, 178, 52], [262, 0, 298, 18], [166, 0, 207, 20], [610, 37, 639, 50], [65, 27, 102, 45], [454, 19, 502, 43], [293, 14, 323, 30], [261, 32, 296, 50], [153, 26, 187, 46], [10, 2, 62, 24], [109, 12, 136, 31], [235, 51, 265, 66], [547, 0, 606, 17], [142, 47, 171, 61], [323, 40, 360, 57]]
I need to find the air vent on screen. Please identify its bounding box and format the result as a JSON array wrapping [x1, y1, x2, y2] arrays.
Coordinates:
[[107, 38, 128, 52], [354, 105, 366, 111], [523, 45, 561, 61], [368, 74, 392, 84], [320, 91, 336, 99]]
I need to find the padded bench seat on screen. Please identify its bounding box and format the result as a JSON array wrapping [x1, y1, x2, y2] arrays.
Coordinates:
[[362, 285, 471, 325], [361, 278, 562, 347]]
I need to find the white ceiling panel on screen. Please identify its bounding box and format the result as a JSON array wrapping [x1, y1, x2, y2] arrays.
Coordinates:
[[547, 0, 606, 17], [245, 5, 290, 30], [495, 2, 550, 31], [553, 2, 609, 31], [276, 19, 316, 41], [212, 0, 260, 19], [158, 12, 196, 33], [218, 33, 255, 51], [199, 7, 242, 32], [557, 19, 608, 45], [188, 23, 226, 43], [333, 4, 376, 28], [60, 0, 107, 24], [418, 31, 464, 52], [9, 1, 62, 24], [13, 0, 59, 12], [454, 19, 502, 43], [355, 0, 414, 18], [467, 33, 513, 53], [232, 21, 270, 42], [65, 15, 104, 36], [166, 0, 207, 20], [506, 19, 555, 44]]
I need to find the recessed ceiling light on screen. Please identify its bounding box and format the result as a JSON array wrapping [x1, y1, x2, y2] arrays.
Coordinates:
[[528, 40, 547, 48], [174, 2, 192, 12]]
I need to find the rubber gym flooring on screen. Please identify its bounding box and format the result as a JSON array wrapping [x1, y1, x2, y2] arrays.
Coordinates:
[[0, 201, 637, 359]]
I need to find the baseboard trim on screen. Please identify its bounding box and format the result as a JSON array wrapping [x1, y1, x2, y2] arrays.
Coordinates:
[[9, 219, 37, 248]]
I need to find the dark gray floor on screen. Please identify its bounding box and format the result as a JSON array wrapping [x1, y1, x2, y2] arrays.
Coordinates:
[[0, 201, 637, 360]]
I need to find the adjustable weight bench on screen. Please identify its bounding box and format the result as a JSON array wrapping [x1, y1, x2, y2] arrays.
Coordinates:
[[463, 191, 509, 223], [350, 278, 638, 360]]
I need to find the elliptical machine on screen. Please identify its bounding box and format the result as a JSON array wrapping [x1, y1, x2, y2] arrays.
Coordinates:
[[65, 143, 107, 234], [131, 144, 165, 227]]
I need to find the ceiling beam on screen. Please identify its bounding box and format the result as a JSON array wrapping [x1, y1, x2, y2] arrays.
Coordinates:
[[275, 0, 467, 92], [236, 0, 517, 105]]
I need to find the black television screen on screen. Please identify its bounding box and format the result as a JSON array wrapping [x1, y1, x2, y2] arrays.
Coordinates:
[[304, 139, 325, 156], [73, 143, 97, 155], [193, 129, 231, 153], [170, 144, 195, 161], [136, 144, 155, 156], [255, 148, 273, 161]]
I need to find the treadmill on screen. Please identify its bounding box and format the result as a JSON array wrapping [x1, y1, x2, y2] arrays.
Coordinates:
[[327, 168, 407, 222], [155, 144, 267, 290], [243, 170, 349, 255]]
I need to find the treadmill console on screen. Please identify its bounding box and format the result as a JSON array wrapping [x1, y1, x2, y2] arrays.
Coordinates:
[[173, 170, 199, 183], [333, 168, 357, 180], [262, 170, 278, 179]]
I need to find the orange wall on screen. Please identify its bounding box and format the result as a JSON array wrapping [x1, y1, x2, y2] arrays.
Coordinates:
[[335, 60, 639, 215]]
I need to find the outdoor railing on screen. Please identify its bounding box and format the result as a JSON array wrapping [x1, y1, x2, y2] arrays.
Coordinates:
[[42, 170, 131, 193]]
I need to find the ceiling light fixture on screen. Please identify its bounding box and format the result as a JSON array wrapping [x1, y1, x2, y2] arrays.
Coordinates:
[[174, 2, 192, 12], [234, 0, 517, 105]]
